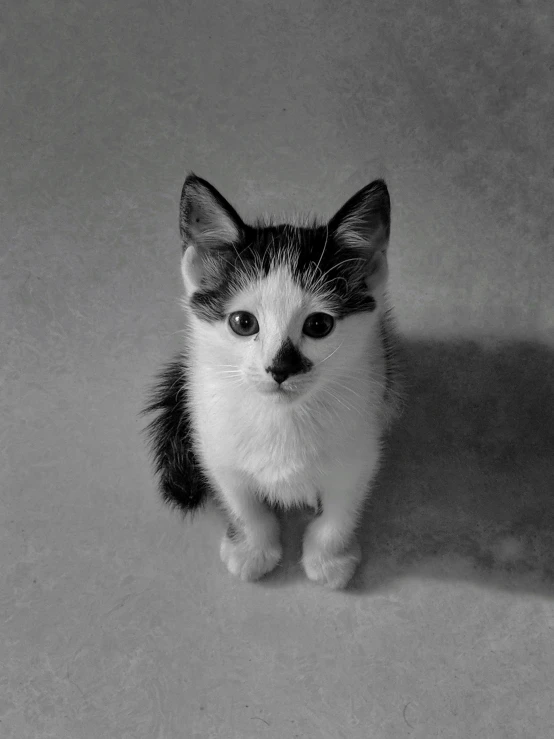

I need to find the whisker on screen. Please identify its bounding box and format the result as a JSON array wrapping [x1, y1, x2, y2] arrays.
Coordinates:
[[329, 381, 364, 400], [320, 386, 356, 414], [312, 223, 329, 279], [309, 256, 366, 293], [314, 342, 344, 367]]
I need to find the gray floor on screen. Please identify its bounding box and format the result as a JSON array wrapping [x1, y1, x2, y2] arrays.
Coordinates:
[[2, 1, 554, 737]]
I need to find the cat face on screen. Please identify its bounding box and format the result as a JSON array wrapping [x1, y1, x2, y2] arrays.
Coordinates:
[[179, 175, 391, 403]]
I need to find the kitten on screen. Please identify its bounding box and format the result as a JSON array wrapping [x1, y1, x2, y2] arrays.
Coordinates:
[[144, 174, 401, 589]]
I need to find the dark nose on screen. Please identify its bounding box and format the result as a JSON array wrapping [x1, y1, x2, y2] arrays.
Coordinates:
[[267, 367, 290, 385], [266, 338, 313, 385]]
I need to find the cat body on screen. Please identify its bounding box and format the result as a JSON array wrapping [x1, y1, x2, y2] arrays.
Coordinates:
[[145, 175, 400, 588], [188, 277, 387, 511]]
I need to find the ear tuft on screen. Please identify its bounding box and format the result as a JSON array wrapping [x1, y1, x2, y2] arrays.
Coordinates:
[[179, 175, 245, 294], [329, 179, 390, 252], [179, 174, 244, 252], [328, 180, 391, 290]]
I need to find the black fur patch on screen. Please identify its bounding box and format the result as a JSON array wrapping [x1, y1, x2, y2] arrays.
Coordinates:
[[268, 337, 313, 378], [142, 358, 210, 514], [189, 223, 378, 324]]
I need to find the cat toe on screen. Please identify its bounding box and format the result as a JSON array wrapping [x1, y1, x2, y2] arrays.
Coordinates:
[[302, 541, 361, 589], [220, 535, 282, 581]]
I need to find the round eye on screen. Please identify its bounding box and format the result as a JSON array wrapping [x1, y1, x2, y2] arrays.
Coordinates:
[[302, 313, 335, 339], [229, 311, 259, 337]]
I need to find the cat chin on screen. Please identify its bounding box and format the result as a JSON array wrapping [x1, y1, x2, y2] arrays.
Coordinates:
[[255, 382, 307, 403]]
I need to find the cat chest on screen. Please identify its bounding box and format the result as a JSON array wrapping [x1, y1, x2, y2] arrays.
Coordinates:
[[196, 400, 320, 486], [193, 384, 376, 505]]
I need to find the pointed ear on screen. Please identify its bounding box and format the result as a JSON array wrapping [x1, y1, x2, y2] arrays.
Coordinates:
[[180, 174, 244, 250], [179, 174, 244, 292], [328, 179, 391, 289]]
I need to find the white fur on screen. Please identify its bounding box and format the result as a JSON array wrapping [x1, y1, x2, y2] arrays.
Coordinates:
[[183, 259, 392, 588]]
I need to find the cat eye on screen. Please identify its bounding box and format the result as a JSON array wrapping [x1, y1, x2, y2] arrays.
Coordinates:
[[228, 311, 259, 336], [302, 313, 335, 339]]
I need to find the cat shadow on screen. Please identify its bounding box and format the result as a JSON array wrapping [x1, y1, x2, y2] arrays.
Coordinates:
[[350, 337, 554, 596]]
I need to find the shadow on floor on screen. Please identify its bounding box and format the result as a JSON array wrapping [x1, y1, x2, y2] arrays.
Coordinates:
[[349, 337, 554, 596], [206, 336, 554, 595]]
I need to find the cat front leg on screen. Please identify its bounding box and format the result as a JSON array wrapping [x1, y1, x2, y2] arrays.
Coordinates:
[[302, 451, 380, 589], [212, 468, 282, 581]]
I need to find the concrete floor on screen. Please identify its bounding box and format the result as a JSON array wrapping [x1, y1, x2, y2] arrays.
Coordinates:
[[2, 1, 554, 737]]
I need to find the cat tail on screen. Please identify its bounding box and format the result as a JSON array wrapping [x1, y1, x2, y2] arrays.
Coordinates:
[[141, 357, 210, 515]]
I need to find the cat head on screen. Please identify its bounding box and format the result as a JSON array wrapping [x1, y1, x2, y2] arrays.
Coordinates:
[[179, 174, 391, 403]]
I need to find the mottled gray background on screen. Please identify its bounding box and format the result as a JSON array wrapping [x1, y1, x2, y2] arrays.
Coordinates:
[[1, 1, 553, 737]]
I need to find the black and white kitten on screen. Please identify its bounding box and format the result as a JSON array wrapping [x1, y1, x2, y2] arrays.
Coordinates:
[[144, 174, 401, 589]]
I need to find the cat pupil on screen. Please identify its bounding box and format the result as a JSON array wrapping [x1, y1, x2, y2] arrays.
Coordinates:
[[303, 313, 334, 339]]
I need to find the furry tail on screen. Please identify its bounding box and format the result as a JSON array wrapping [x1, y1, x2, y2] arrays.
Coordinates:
[[142, 357, 210, 514]]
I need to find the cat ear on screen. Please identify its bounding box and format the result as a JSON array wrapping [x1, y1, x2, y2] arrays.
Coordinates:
[[179, 174, 244, 292], [328, 180, 391, 288], [180, 174, 243, 250]]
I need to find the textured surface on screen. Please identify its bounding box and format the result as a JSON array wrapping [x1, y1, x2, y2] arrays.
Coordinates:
[[2, 1, 554, 737]]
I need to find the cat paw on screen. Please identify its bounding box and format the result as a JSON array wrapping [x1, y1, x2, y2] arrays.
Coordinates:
[[220, 535, 282, 581], [302, 540, 362, 589]]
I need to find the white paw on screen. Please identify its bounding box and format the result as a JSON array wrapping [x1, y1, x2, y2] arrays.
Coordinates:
[[220, 535, 282, 581], [302, 540, 362, 589]]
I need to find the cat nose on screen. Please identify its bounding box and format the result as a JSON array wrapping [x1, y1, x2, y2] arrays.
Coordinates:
[[267, 367, 290, 385], [266, 338, 313, 385]]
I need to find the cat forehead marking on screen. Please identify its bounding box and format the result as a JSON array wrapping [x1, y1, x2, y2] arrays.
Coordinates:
[[230, 264, 308, 316]]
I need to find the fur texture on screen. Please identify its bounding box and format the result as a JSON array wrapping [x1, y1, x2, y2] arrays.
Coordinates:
[[143, 359, 209, 513], [144, 174, 402, 588]]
